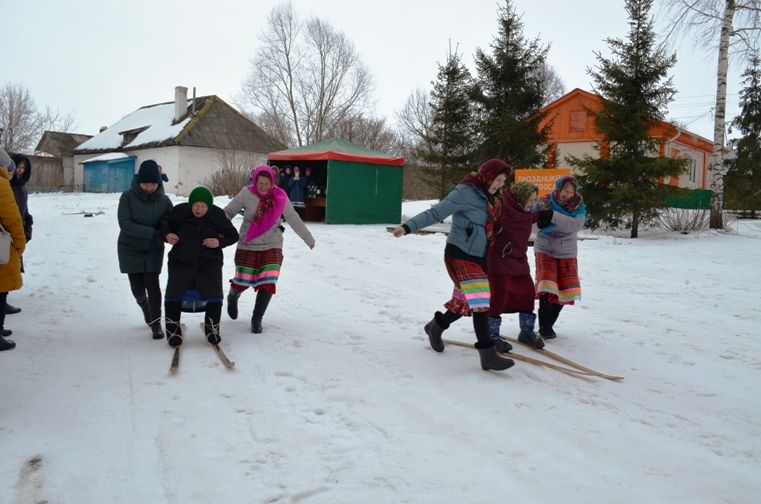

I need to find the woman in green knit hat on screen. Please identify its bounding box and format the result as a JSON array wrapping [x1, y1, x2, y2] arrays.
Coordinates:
[[161, 186, 239, 347]]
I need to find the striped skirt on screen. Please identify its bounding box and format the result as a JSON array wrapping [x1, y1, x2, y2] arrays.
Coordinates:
[[534, 252, 581, 305], [443, 256, 490, 316], [230, 248, 283, 294]]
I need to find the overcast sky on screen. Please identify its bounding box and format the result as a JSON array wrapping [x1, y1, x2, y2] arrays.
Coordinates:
[[4, 0, 745, 142]]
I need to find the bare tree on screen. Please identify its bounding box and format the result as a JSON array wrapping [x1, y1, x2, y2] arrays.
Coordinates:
[[0, 82, 77, 153], [535, 62, 567, 105], [659, 0, 761, 228], [238, 2, 373, 148], [0, 82, 41, 153], [206, 149, 264, 198], [327, 115, 397, 153], [395, 89, 434, 159]]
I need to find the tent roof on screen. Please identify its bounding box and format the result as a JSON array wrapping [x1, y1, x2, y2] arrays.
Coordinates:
[[268, 138, 404, 166]]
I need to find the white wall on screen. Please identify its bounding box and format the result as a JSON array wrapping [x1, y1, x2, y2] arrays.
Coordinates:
[[177, 146, 268, 196], [557, 141, 597, 173], [74, 146, 269, 195]]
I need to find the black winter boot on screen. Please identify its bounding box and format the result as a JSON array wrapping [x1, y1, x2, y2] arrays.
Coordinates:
[[0, 335, 15, 351], [227, 287, 242, 320], [166, 322, 183, 347], [136, 297, 151, 326], [150, 320, 165, 340], [251, 290, 272, 334], [475, 341, 514, 371], [538, 297, 557, 339], [204, 323, 221, 345]]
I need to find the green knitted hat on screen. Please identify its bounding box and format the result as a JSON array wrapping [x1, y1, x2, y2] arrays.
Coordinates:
[[188, 186, 213, 207], [509, 182, 539, 207]]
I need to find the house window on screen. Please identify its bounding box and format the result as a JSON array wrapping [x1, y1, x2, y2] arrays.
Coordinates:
[[689, 157, 698, 184], [569, 110, 586, 133]]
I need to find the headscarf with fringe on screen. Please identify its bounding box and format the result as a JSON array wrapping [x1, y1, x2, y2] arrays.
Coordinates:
[[533, 176, 586, 234], [245, 165, 288, 243]]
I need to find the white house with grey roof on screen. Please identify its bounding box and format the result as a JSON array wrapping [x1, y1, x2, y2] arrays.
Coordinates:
[[73, 86, 285, 195]]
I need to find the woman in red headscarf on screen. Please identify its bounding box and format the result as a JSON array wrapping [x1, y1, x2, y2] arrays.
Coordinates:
[[223, 165, 315, 333], [392, 159, 515, 372]]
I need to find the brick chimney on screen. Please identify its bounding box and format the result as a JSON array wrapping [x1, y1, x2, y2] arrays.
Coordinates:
[[174, 86, 188, 123]]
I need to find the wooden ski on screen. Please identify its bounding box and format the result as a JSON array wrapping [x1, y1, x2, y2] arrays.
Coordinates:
[[501, 336, 624, 381], [442, 338, 594, 379], [199, 322, 235, 369], [214, 345, 236, 369], [169, 347, 181, 374]]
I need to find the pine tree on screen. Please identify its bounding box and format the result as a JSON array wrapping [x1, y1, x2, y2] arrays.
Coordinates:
[[569, 0, 687, 238], [725, 53, 761, 218], [472, 0, 551, 167], [419, 45, 477, 198]]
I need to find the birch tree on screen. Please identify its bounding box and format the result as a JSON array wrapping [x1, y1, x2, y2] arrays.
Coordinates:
[[659, 0, 761, 228]]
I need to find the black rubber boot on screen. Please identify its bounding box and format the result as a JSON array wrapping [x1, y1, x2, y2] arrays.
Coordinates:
[[251, 290, 272, 334], [136, 297, 151, 326], [475, 341, 514, 371], [227, 287, 242, 320]]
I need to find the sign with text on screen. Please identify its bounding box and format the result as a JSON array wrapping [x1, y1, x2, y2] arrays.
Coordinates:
[[514, 168, 572, 197]]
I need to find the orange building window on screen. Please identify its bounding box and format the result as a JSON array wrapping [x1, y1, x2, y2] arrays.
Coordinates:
[[569, 110, 587, 133]]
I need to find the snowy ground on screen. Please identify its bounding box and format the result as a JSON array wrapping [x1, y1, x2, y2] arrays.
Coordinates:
[[1, 192, 760, 503]]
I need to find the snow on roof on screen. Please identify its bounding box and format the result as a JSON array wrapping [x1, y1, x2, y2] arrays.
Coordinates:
[[75, 101, 193, 152], [81, 152, 133, 164]]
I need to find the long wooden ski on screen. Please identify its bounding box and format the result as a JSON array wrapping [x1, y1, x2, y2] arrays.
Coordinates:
[[501, 336, 624, 381], [169, 347, 181, 374], [199, 322, 235, 369], [214, 345, 235, 369], [442, 338, 594, 379]]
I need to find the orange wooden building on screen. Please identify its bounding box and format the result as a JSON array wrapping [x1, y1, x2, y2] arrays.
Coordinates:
[[537, 88, 713, 189]]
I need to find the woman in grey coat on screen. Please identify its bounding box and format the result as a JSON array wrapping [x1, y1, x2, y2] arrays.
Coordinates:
[[392, 159, 515, 372], [224, 165, 315, 333], [117, 160, 173, 339], [532, 176, 587, 340]]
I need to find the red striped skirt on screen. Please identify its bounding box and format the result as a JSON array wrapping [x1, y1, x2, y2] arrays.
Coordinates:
[[443, 256, 490, 316], [230, 248, 283, 295], [534, 253, 580, 305]]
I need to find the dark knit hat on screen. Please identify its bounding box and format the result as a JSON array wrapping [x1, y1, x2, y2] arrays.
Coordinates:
[[188, 186, 214, 207], [137, 160, 161, 183]]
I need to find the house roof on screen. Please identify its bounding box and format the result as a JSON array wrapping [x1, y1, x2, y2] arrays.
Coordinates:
[[35, 131, 93, 157], [268, 137, 404, 166], [81, 152, 134, 164], [74, 95, 285, 155], [539, 88, 713, 153]]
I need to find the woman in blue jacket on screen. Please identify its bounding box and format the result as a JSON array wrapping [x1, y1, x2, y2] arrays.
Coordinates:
[[392, 159, 514, 372]]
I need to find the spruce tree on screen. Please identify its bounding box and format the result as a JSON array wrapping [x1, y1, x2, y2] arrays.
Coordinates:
[[725, 54, 761, 218], [569, 0, 687, 238], [472, 0, 551, 167], [419, 45, 477, 198]]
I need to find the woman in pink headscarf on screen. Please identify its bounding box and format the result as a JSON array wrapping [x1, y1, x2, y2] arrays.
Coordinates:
[[223, 165, 315, 333]]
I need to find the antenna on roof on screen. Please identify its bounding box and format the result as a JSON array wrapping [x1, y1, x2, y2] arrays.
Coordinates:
[[192, 87, 196, 116]]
